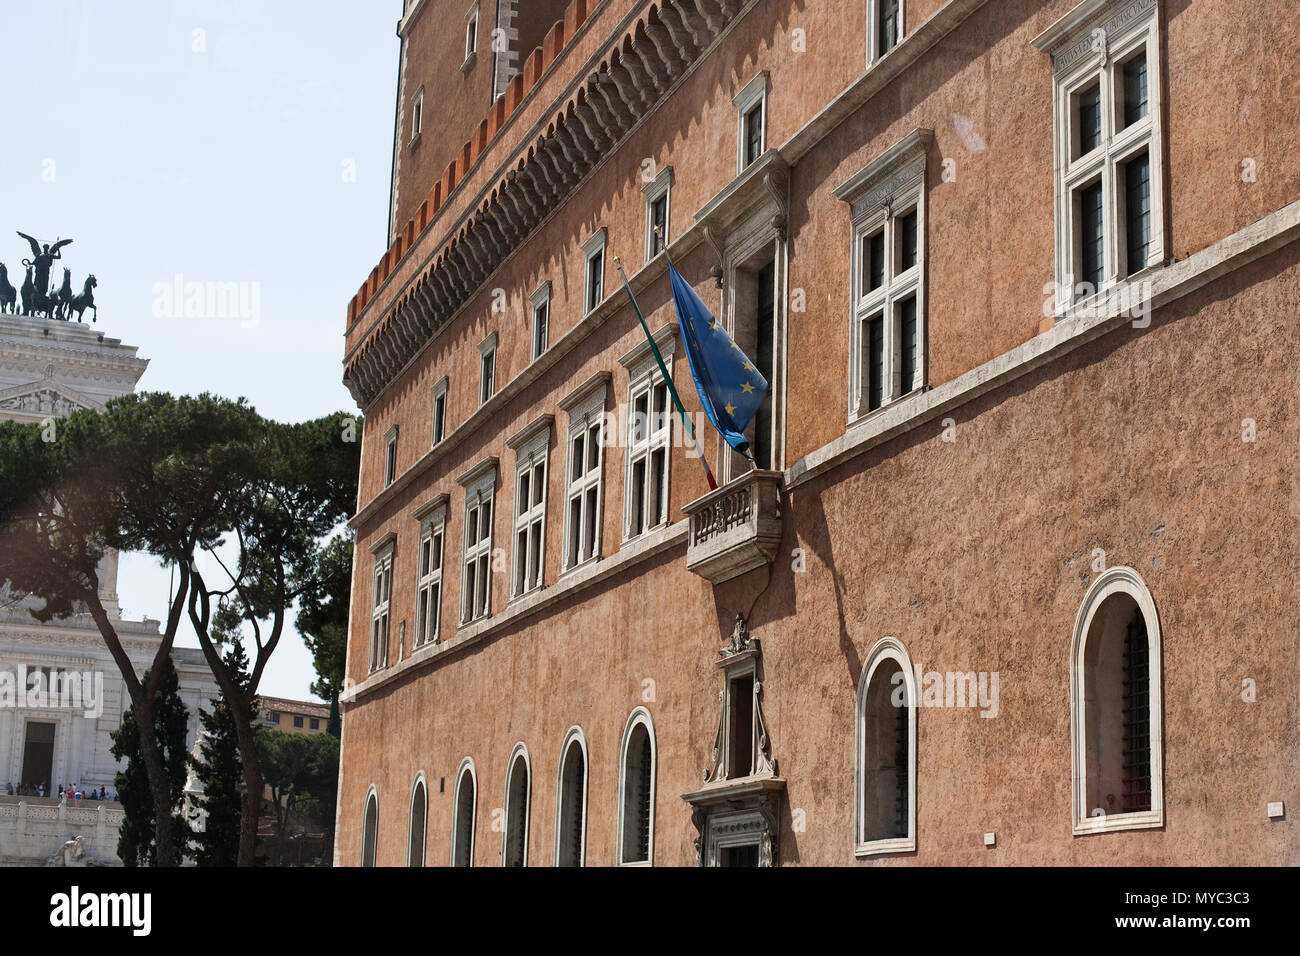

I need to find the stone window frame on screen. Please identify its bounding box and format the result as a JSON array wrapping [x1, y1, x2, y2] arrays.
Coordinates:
[[734, 71, 768, 173], [361, 786, 379, 867], [581, 228, 607, 316], [553, 725, 590, 867], [867, 0, 905, 65], [368, 535, 396, 673], [506, 416, 552, 600], [478, 332, 497, 406], [529, 281, 551, 361], [643, 165, 674, 263], [501, 741, 532, 867], [854, 636, 918, 857], [835, 129, 932, 425], [463, 4, 479, 69], [450, 757, 477, 866], [1069, 565, 1164, 836], [457, 458, 497, 625], [558, 373, 609, 572], [616, 707, 657, 867], [409, 86, 424, 148], [1035, 0, 1165, 313], [412, 495, 447, 647], [383, 424, 398, 487], [431, 375, 448, 446], [407, 772, 428, 867], [619, 326, 676, 542]]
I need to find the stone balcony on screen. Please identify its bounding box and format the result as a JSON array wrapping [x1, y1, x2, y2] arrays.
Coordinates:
[[682, 469, 784, 584]]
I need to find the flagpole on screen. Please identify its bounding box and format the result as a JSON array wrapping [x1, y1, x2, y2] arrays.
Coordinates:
[[612, 254, 718, 492]]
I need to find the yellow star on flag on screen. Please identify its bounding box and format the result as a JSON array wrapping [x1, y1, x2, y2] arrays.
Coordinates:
[[741, 381, 755, 393], [725, 402, 737, 416]]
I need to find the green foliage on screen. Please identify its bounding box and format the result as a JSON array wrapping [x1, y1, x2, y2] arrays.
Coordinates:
[[188, 639, 255, 867], [295, 531, 352, 704], [109, 657, 192, 867], [255, 728, 341, 865]]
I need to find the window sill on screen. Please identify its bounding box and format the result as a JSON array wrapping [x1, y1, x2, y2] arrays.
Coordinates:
[[409, 132, 422, 151], [847, 385, 925, 429], [1072, 808, 1163, 836], [854, 836, 915, 858], [460, 51, 476, 73]]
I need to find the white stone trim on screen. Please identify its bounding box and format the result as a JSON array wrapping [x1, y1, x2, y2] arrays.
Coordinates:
[[552, 725, 589, 866], [616, 707, 657, 866], [450, 757, 477, 866], [501, 742, 531, 866], [508, 419, 550, 600], [854, 636, 917, 856], [1069, 566, 1164, 835], [561, 379, 609, 572], [478, 332, 497, 405]]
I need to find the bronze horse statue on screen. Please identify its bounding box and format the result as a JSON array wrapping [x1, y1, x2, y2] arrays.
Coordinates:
[[20, 266, 34, 315], [0, 263, 15, 314], [55, 268, 73, 320], [70, 274, 97, 323]]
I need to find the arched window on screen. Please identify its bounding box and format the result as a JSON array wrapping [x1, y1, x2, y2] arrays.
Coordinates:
[[450, 759, 477, 867], [855, 637, 917, 856], [408, 775, 427, 867], [1071, 567, 1163, 834], [617, 708, 656, 866], [502, 744, 530, 867], [554, 727, 588, 867], [361, 788, 378, 867]]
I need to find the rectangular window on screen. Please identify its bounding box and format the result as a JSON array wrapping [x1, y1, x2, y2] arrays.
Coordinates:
[[310, 718, 320, 731], [564, 412, 604, 569], [744, 104, 764, 168], [626, 376, 671, 539], [411, 90, 423, 144], [1042, 4, 1162, 308], [415, 518, 445, 646], [511, 447, 547, 599], [1077, 83, 1102, 155], [863, 230, 885, 292], [461, 490, 493, 624], [867, 314, 885, 412], [897, 209, 918, 272], [879, 0, 900, 56], [1079, 180, 1105, 293], [870, 0, 905, 63], [384, 427, 398, 487], [465, 9, 478, 59], [479, 336, 496, 406], [532, 300, 548, 359], [643, 169, 673, 263], [294, 715, 304, 728], [1124, 151, 1151, 276], [432, 382, 447, 446], [369, 549, 393, 672], [1122, 52, 1148, 129], [582, 230, 607, 316], [734, 73, 767, 173], [650, 195, 668, 256], [897, 295, 918, 397], [727, 674, 755, 778]]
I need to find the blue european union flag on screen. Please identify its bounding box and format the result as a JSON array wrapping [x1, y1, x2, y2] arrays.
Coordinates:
[[668, 262, 769, 456]]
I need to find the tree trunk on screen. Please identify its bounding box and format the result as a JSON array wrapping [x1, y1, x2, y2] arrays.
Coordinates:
[[85, 590, 181, 866], [233, 714, 264, 866]]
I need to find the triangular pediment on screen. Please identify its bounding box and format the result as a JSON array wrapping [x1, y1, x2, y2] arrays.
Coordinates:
[[0, 379, 104, 419]]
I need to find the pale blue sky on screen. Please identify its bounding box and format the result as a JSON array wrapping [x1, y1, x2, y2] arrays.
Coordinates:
[[1, 1, 399, 700]]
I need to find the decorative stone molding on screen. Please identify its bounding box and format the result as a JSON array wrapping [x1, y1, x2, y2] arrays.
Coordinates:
[[682, 613, 785, 866]]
